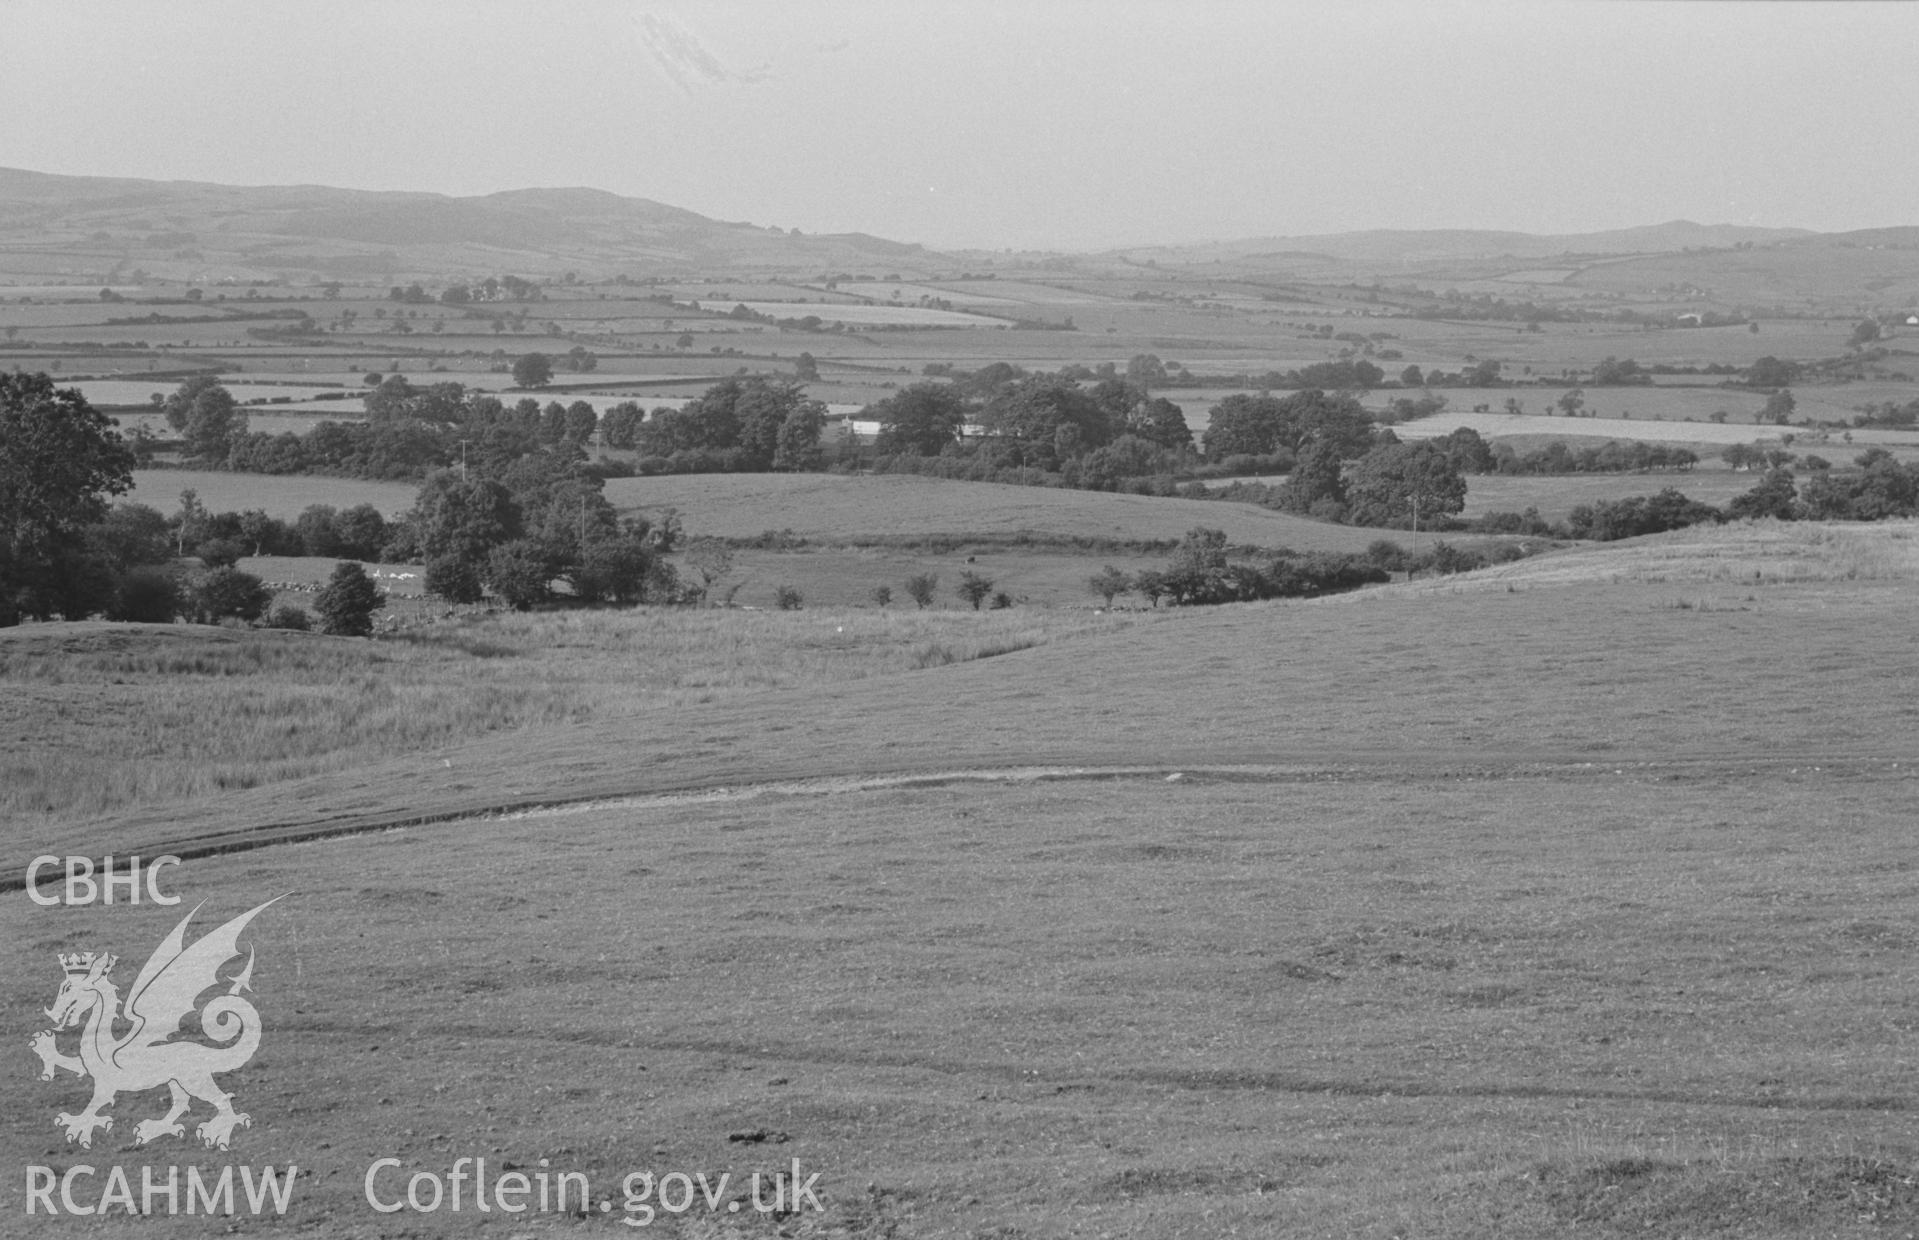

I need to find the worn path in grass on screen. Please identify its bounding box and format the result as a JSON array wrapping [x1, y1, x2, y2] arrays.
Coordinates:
[[5, 742, 1914, 1237], [17, 543, 1917, 874]]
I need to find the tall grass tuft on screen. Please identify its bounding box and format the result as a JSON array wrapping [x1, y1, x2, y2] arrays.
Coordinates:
[[0, 607, 1134, 828]]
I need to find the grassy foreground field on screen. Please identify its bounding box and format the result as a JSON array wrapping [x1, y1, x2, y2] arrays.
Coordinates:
[[4, 522, 1917, 1238]]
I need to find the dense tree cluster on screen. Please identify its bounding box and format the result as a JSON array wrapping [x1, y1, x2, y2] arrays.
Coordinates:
[[1565, 489, 1727, 541], [1, 373, 137, 623], [1547, 451, 1919, 540], [1118, 528, 1391, 607], [857, 369, 1197, 492], [1201, 390, 1373, 460], [1796, 450, 1919, 521], [186, 375, 608, 480], [400, 454, 680, 609], [627, 377, 826, 473], [1488, 438, 1700, 475]]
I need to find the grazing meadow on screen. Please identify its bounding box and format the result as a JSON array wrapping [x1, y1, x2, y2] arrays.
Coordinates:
[[4, 521, 1917, 1238]]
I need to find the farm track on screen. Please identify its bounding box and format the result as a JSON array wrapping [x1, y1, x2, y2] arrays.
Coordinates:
[[6, 749, 1902, 894], [275, 1014, 1905, 1116]]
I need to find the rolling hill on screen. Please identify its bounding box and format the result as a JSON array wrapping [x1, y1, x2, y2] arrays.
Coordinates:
[[0, 166, 944, 284], [0, 166, 1896, 290]]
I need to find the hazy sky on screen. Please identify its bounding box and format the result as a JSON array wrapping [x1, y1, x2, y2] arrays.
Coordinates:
[[2, 2, 1911, 250]]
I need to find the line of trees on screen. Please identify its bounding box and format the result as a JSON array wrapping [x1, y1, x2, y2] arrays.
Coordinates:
[[1086, 528, 1392, 608], [1547, 450, 1919, 539]]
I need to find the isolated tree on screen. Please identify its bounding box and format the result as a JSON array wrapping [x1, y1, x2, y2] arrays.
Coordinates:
[[313, 561, 386, 636], [1850, 319, 1882, 349], [958, 570, 993, 610], [905, 572, 938, 609], [775, 584, 803, 610], [1762, 388, 1796, 425], [794, 351, 820, 381], [190, 566, 272, 624], [684, 539, 734, 604], [1, 372, 136, 623], [1125, 353, 1167, 391], [195, 538, 244, 570], [512, 352, 554, 389], [870, 583, 892, 608], [1089, 565, 1131, 606], [264, 604, 311, 631], [237, 508, 280, 556], [1557, 388, 1586, 418], [163, 376, 246, 462]]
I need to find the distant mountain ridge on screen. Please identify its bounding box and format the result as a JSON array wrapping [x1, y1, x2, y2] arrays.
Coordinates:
[[1112, 221, 1825, 266], [0, 166, 1907, 284], [0, 167, 936, 283]]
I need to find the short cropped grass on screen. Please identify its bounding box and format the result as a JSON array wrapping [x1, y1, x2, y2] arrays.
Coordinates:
[[5, 768, 1913, 1237]]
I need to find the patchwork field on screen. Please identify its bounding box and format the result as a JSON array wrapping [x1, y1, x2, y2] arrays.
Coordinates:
[[9, 197, 1919, 1236]]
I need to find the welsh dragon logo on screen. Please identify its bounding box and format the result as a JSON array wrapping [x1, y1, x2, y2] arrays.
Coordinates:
[[30, 897, 282, 1151]]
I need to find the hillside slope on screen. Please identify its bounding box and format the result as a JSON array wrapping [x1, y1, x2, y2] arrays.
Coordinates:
[[25, 521, 1917, 865], [0, 166, 945, 282]]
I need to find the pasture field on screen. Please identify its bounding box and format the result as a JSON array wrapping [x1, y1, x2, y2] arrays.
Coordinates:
[[116, 409, 360, 437], [717, 545, 1174, 610], [4, 523, 1918, 1237], [605, 472, 1397, 552], [1396, 407, 1919, 455], [1459, 472, 1761, 521], [0, 607, 1134, 832], [69, 380, 357, 407], [125, 469, 420, 519], [1399, 409, 1794, 445]]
